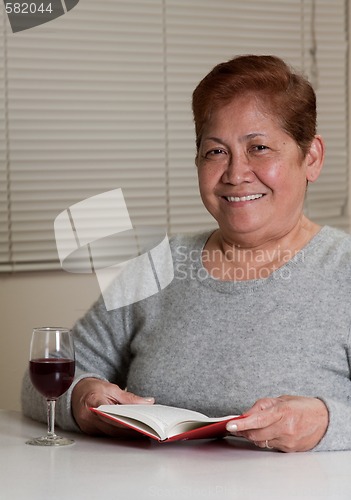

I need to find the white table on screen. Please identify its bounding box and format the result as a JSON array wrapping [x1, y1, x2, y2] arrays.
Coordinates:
[[1, 410, 351, 500]]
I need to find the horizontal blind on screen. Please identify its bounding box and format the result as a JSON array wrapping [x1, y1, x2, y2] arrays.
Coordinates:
[[302, 0, 349, 229], [0, 0, 348, 272], [0, 7, 8, 269], [0, 0, 167, 271]]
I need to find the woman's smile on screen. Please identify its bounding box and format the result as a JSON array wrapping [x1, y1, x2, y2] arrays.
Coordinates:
[[222, 193, 265, 203]]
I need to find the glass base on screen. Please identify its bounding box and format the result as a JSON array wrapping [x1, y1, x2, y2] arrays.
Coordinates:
[[26, 434, 75, 446]]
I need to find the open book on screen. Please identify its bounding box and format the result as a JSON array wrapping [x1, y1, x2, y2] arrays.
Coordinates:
[[91, 404, 245, 442]]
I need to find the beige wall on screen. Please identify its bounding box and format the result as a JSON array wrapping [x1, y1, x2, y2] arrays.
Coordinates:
[[0, 272, 100, 410]]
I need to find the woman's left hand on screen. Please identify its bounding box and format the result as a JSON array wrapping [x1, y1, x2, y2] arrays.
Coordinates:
[[226, 395, 329, 452]]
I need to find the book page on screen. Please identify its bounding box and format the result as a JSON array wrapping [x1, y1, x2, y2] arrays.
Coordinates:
[[103, 414, 164, 440], [168, 416, 236, 438], [96, 404, 208, 430]]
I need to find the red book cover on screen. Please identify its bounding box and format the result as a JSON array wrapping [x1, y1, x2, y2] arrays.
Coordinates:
[[91, 404, 246, 442]]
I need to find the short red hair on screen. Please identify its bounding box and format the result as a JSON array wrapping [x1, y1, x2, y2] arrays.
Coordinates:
[[192, 55, 316, 157]]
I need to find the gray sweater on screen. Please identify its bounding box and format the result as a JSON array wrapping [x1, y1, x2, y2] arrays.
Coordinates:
[[22, 226, 351, 451]]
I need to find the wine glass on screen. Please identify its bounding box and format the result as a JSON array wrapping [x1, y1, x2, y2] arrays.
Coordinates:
[[26, 327, 75, 446]]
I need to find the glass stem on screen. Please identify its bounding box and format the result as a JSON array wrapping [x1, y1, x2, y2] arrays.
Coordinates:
[[47, 399, 56, 438]]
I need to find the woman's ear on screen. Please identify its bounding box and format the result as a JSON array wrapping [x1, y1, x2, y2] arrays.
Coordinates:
[[305, 135, 325, 183]]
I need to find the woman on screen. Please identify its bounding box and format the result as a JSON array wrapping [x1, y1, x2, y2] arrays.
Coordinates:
[[22, 55, 351, 452]]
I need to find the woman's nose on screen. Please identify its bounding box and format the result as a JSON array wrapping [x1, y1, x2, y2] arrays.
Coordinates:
[[221, 154, 253, 185]]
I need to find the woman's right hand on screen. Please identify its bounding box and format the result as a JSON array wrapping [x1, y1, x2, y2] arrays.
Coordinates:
[[71, 377, 155, 436]]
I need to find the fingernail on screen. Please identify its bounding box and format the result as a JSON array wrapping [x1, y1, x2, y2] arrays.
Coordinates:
[[143, 397, 155, 402], [226, 422, 238, 433]]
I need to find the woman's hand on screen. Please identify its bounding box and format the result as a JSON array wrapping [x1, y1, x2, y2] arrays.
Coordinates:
[[71, 377, 155, 437], [226, 395, 329, 452]]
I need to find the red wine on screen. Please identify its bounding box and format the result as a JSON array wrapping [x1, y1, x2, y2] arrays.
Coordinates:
[[29, 358, 75, 399]]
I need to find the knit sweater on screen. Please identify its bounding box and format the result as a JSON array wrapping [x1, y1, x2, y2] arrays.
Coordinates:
[[22, 226, 351, 451]]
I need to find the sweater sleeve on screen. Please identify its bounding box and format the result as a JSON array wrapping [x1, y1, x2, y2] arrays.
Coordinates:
[[314, 322, 351, 452], [313, 397, 351, 451], [21, 294, 135, 432]]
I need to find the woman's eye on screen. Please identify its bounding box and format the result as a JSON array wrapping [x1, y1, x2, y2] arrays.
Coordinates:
[[251, 144, 269, 152], [204, 148, 227, 158]]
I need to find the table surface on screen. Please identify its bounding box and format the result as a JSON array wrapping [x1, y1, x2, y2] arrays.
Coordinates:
[[1, 409, 351, 500]]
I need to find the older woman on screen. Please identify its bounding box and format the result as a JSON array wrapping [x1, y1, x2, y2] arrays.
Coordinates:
[[22, 55, 351, 452]]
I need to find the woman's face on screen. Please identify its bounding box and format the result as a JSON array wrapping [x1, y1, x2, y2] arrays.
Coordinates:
[[196, 95, 319, 246]]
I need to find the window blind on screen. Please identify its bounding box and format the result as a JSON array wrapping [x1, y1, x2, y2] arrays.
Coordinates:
[[0, 0, 348, 272], [302, 1, 349, 228]]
